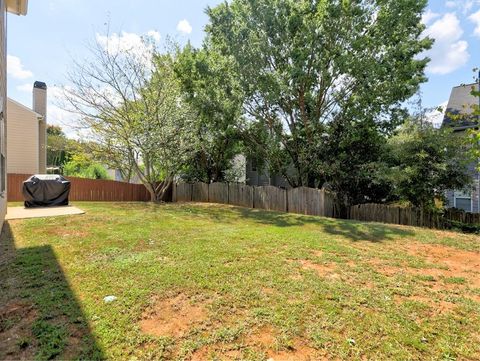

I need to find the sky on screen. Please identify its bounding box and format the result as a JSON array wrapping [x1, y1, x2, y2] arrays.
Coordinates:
[[5, 0, 480, 135]]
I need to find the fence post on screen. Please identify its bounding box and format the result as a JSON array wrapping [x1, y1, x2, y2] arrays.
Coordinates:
[[252, 186, 256, 209], [286, 188, 289, 213]]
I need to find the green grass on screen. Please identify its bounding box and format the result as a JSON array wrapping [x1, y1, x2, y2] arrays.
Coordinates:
[[1, 202, 479, 360]]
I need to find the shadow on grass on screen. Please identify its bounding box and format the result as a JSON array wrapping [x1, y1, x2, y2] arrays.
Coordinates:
[[0, 222, 103, 360], [178, 202, 415, 242]]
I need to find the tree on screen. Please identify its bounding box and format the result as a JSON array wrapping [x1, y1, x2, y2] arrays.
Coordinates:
[[174, 43, 245, 183], [63, 153, 110, 180], [320, 119, 393, 210], [62, 34, 196, 201], [385, 118, 472, 210], [206, 0, 432, 196], [47, 125, 71, 168]]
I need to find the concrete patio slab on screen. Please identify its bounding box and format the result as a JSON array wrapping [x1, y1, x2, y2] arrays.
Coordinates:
[[6, 205, 85, 220]]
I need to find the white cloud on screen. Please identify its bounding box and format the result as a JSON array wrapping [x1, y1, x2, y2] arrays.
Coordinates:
[[7, 55, 33, 79], [95, 30, 160, 65], [425, 101, 448, 128], [422, 9, 440, 25], [176, 19, 192, 35], [423, 13, 469, 75], [445, 0, 477, 13], [146, 30, 161, 42], [469, 9, 480, 37], [16, 83, 32, 92], [47, 85, 82, 138]]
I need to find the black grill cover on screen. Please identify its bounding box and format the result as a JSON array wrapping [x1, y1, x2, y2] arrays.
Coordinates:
[[22, 175, 71, 208]]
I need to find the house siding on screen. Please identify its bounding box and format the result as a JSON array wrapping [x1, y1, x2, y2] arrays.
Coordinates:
[[443, 83, 480, 213], [472, 163, 480, 213], [6, 99, 40, 174], [0, 0, 6, 225], [445, 161, 480, 213]]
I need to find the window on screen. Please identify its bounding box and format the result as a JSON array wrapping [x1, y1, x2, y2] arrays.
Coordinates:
[[250, 159, 257, 172], [454, 190, 472, 212]]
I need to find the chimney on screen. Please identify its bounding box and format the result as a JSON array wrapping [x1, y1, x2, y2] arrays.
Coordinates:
[[33, 81, 47, 174]]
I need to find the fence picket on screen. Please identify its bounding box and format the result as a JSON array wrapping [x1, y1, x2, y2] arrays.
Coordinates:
[[7, 173, 152, 202]]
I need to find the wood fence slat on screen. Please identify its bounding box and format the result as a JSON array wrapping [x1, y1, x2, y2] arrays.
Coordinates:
[[228, 183, 253, 208], [192, 183, 209, 202], [7, 173, 162, 202], [253, 186, 287, 212], [176, 182, 192, 202], [208, 183, 228, 204]]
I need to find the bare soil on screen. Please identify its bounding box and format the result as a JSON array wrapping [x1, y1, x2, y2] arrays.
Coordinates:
[[140, 293, 209, 338], [0, 301, 37, 360]]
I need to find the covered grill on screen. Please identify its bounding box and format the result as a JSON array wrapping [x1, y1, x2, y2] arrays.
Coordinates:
[[22, 174, 71, 208]]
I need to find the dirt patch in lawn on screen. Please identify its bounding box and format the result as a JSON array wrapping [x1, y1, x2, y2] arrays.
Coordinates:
[[45, 227, 90, 239], [244, 325, 277, 348], [407, 244, 480, 272], [0, 301, 37, 360], [369, 243, 480, 289], [393, 295, 456, 314], [190, 345, 242, 361], [266, 339, 319, 361], [190, 326, 320, 361], [288, 259, 338, 279], [407, 243, 480, 288], [140, 293, 209, 338]]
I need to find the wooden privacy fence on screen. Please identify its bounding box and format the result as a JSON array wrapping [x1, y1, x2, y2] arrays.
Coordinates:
[[349, 203, 444, 229], [173, 182, 337, 217], [349, 203, 480, 229], [173, 182, 479, 231], [7, 173, 151, 202]]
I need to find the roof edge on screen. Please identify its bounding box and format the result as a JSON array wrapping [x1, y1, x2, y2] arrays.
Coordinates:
[[452, 82, 479, 89], [6, 0, 28, 15], [7, 97, 44, 118]]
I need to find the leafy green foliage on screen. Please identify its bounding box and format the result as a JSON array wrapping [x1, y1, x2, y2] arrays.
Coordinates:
[[385, 119, 472, 209], [46, 125, 74, 169], [206, 0, 432, 191], [175, 43, 245, 183], [320, 119, 392, 209], [63, 153, 109, 180]]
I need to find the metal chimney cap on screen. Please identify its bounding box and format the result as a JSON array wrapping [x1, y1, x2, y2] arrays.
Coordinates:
[[33, 81, 47, 90]]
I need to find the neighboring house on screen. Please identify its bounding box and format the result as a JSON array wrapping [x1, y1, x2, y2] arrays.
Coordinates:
[[0, 0, 29, 227], [232, 154, 287, 187], [245, 158, 290, 188], [106, 168, 142, 184], [7, 82, 47, 174], [442, 82, 480, 213]]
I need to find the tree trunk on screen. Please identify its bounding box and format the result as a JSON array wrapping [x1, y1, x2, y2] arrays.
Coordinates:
[[143, 177, 173, 203], [145, 183, 156, 202]]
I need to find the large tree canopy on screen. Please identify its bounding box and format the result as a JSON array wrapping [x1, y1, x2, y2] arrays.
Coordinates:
[[174, 43, 245, 183], [206, 0, 432, 194]]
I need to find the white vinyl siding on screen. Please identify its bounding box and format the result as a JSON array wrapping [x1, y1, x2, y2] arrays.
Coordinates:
[[6, 99, 40, 174]]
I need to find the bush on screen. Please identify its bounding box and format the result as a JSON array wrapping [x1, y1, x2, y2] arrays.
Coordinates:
[[63, 154, 110, 180]]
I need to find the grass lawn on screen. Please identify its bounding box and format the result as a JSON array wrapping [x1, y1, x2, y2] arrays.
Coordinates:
[[1, 202, 479, 360]]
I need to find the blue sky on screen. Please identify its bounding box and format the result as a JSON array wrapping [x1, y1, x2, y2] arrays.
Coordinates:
[[5, 0, 480, 134]]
